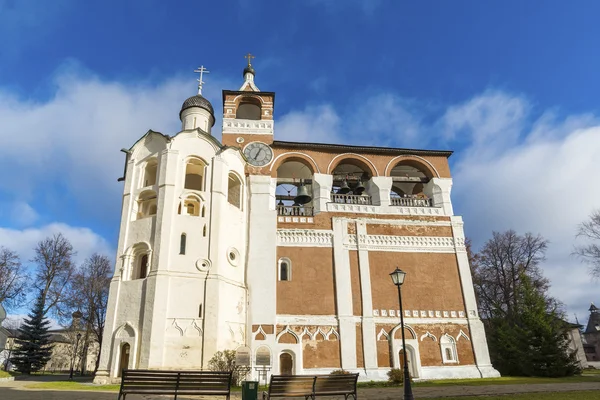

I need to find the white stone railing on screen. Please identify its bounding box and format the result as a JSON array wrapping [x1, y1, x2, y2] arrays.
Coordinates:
[[277, 205, 314, 217], [331, 193, 372, 205], [222, 118, 274, 135], [390, 196, 432, 207]]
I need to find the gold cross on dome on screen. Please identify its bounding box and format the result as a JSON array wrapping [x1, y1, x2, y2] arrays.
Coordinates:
[[194, 65, 209, 95], [244, 53, 255, 66]]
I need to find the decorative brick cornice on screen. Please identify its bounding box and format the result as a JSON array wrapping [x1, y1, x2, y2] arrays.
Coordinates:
[[277, 230, 465, 253], [277, 229, 333, 247]]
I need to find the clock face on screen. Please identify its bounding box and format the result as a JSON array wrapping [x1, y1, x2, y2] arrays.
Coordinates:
[[243, 142, 273, 167]]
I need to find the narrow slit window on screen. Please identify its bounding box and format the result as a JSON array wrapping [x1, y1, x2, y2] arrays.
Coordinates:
[[203, 225, 207, 237], [279, 258, 291, 281], [198, 303, 203, 318], [180, 234, 187, 255]]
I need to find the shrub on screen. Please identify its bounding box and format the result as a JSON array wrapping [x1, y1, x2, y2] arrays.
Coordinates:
[[208, 350, 245, 386], [387, 368, 404, 384], [330, 369, 351, 375]]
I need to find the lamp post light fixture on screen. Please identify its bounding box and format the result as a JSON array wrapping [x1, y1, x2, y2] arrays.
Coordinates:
[[390, 267, 414, 400]]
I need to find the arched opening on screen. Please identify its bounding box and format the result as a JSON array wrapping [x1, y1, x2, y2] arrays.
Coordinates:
[[143, 159, 158, 187], [184, 159, 206, 191], [128, 243, 151, 280], [178, 195, 201, 216], [278, 258, 291, 281], [398, 347, 417, 378], [390, 161, 433, 207], [279, 352, 293, 375], [331, 159, 373, 205], [136, 190, 157, 220], [227, 173, 243, 209], [236, 97, 261, 120], [118, 343, 130, 377], [180, 234, 186, 255], [275, 159, 314, 216], [440, 334, 458, 363]]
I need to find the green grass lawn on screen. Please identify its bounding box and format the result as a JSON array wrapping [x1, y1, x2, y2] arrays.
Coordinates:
[[582, 368, 600, 375], [0, 370, 17, 379], [416, 375, 600, 386], [426, 391, 600, 400], [25, 381, 120, 391], [356, 374, 600, 388]]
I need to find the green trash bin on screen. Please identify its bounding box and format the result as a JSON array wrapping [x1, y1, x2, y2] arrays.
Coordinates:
[[241, 380, 259, 400]]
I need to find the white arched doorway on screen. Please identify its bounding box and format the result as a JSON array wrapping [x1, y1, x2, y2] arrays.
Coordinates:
[[390, 325, 421, 378], [397, 346, 418, 378]]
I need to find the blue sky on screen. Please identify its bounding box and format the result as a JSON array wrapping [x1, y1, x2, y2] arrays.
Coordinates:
[[1, 1, 600, 323]]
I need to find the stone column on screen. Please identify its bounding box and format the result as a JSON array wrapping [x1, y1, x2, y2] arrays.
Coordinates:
[[332, 218, 357, 369], [356, 221, 378, 370], [247, 175, 278, 324], [365, 177, 392, 207], [141, 148, 179, 368], [451, 216, 500, 378], [312, 173, 332, 213], [425, 178, 453, 215]]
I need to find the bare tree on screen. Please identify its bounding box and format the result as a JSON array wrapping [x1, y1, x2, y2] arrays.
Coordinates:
[[32, 233, 76, 316], [61, 254, 111, 373], [471, 230, 550, 320], [0, 247, 28, 310], [574, 209, 600, 279]]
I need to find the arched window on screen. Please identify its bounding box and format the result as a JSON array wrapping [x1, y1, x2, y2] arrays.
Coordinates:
[[279, 258, 291, 281], [228, 173, 242, 209], [143, 159, 158, 187], [180, 234, 186, 255], [184, 159, 206, 191], [179, 195, 201, 216], [236, 97, 261, 120], [136, 190, 157, 220], [127, 243, 151, 280], [440, 334, 458, 363], [139, 254, 148, 279]]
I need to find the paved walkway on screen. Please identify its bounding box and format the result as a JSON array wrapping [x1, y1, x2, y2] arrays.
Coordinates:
[[1, 375, 600, 399]]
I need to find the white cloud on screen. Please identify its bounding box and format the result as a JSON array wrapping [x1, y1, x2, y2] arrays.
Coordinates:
[[0, 64, 234, 221], [277, 104, 342, 143], [449, 94, 600, 321], [0, 222, 114, 266], [4, 202, 39, 227]]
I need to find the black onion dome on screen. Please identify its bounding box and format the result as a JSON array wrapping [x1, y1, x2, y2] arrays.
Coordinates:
[[243, 65, 255, 76], [180, 95, 215, 122]]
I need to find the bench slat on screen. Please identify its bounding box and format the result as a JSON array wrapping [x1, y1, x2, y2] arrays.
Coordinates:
[[119, 369, 232, 399]]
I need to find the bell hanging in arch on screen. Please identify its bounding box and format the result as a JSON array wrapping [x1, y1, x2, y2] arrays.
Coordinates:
[[337, 180, 351, 194], [294, 183, 312, 205], [354, 179, 365, 195]]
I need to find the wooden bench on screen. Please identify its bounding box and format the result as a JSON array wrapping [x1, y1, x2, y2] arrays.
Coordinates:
[[263, 375, 316, 399], [314, 373, 359, 399], [263, 373, 359, 399], [117, 369, 232, 400]]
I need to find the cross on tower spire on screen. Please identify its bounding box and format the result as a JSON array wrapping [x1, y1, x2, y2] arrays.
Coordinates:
[[194, 65, 209, 95], [244, 53, 255, 67]]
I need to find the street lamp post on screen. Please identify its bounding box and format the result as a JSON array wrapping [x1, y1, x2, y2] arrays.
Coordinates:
[[390, 267, 414, 400]]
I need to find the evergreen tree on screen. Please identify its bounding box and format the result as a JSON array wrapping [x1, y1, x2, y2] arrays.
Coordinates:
[[472, 231, 581, 377], [10, 291, 53, 374], [486, 274, 580, 376]]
